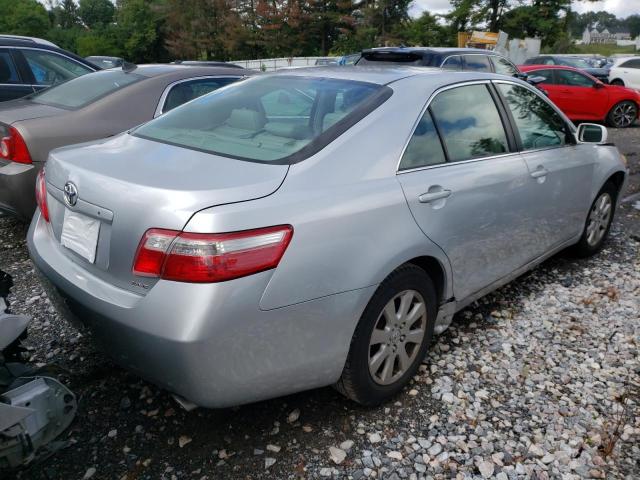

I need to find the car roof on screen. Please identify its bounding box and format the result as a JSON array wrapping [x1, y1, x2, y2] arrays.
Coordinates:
[[126, 64, 248, 78], [361, 47, 496, 55], [0, 35, 57, 47], [0, 38, 98, 69], [271, 65, 516, 86]]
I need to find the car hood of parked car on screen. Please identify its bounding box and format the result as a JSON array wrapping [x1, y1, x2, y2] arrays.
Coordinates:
[[0, 98, 66, 124]]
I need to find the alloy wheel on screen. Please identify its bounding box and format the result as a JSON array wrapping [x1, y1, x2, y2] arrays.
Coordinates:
[[611, 102, 637, 128], [586, 192, 612, 247], [368, 290, 427, 385]]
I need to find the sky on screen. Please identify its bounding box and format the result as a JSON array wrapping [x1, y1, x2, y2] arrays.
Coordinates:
[[409, 0, 639, 19]]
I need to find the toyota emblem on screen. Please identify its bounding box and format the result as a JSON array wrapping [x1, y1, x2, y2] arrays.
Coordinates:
[[63, 182, 78, 207]]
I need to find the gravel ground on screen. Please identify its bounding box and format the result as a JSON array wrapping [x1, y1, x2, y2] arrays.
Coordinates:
[[2, 128, 639, 480]]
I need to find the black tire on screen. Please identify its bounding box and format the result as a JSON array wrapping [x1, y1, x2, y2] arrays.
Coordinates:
[[610, 79, 624, 87], [607, 101, 638, 128], [335, 264, 437, 406], [573, 182, 618, 257]]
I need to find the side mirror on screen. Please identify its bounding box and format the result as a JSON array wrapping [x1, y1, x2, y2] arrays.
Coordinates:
[[593, 81, 605, 89], [576, 123, 608, 144]]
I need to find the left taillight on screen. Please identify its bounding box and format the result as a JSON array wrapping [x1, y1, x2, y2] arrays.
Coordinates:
[[132, 225, 293, 283], [35, 169, 50, 222], [0, 126, 32, 164]]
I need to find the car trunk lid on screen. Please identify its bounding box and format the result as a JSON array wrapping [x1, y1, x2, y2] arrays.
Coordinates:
[[0, 99, 66, 124], [43, 133, 289, 294]]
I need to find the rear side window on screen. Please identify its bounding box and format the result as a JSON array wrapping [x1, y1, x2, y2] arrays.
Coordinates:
[[399, 110, 446, 170], [430, 84, 508, 162], [22, 49, 93, 86], [491, 56, 518, 76], [463, 55, 491, 72], [0, 52, 20, 84], [441, 56, 462, 70], [162, 77, 239, 113], [135, 76, 390, 164], [497, 83, 569, 150], [32, 70, 142, 108]]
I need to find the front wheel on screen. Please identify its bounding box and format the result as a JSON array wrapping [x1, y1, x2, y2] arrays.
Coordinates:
[[335, 264, 436, 406], [573, 183, 617, 257], [610, 79, 624, 86], [607, 101, 637, 128]]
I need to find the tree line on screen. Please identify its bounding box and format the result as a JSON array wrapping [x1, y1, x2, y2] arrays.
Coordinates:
[[0, 0, 638, 64]]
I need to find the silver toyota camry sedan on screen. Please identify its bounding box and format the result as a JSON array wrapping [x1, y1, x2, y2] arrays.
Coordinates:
[[28, 67, 628, 408]]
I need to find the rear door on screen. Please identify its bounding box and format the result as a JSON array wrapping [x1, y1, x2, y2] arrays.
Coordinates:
[[0, 49, 33, 101], [396, 82, 535, 301], [620, 59, 640, 89], [494, 81, 592, 251]]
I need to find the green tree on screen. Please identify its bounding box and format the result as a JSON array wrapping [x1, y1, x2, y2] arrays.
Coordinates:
[[116, 0, 167, 63], [78, 0, 116, 29], [0, 0, 50, 37]]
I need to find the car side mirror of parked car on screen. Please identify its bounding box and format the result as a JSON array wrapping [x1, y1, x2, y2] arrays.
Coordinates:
[[593, 81, 605, 89], [576, 123, 608, 144]]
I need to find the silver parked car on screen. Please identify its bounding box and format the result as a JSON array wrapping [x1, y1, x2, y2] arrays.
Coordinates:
[[0, 64, 249, 219], [28, 68, 628, 408]]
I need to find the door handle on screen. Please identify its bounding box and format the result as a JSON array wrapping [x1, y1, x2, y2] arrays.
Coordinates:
[[419, 189, 452, 203], [530, 167, 549, 179]]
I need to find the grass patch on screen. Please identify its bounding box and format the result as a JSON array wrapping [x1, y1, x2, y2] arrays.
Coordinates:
[[572, 44, 637, 57]]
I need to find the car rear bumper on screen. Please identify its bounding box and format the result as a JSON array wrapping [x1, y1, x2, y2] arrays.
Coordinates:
[[0, 161, 38, 220], [28, 211, 375, 408]]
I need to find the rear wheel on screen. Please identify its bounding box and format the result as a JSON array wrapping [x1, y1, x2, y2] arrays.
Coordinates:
[[610, 79, 624, 86], [573, 183, 617, 257], [607, 101, 637, 128], [335, 264, 436, 406]]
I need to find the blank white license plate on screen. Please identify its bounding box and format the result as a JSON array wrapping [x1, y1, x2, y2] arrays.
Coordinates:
[[61, 209, 100, 263]]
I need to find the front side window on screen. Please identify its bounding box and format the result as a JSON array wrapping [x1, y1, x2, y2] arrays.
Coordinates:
[[542, 58, 555, 65], [399, 110, 446, 170], [559, 57, 592, 69], [529, 69, 556, 84], [162, 77, 239, 113], [441, 56, 462, 70], [463, 55, 491, 72], [620, 59, 640, 69], [430, 84, 508, 162], [555, 69, 594, 87], [0, 51, 20, 84], [32, 70, 142, 108], [22, 50, 93, 86], [491, 56, 518, 76], [135, 76, 389, 164], [497, 83, 570, 150]]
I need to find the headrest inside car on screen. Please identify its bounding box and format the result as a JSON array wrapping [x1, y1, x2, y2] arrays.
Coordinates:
[[264, 122, 311, 140], [226, 109, 266, 131]]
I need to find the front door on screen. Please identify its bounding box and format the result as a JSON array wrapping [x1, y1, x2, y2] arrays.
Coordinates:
[[551, 69, 608, 120], [396, 83, 535, 301], [494, 81, 593, 251]]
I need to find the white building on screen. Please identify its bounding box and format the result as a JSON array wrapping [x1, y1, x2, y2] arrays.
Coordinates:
[[582, 26, 632, 45]]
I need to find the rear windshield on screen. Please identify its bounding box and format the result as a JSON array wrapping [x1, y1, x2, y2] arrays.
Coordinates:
[[32, 70, 142, 109], [134, 75, 390, 164], [560, 58, 592, 68]]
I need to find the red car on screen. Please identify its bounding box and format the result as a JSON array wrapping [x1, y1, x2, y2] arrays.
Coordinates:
[[520, 65, 640, 128]]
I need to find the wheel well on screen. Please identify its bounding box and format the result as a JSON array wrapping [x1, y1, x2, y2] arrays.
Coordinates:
[[406, 256, 446, 304], [610, 78, 624, 85], [606, 171, 626, 197]]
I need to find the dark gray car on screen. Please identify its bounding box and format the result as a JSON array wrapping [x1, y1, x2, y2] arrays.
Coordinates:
[[0, 64, 249, 219]]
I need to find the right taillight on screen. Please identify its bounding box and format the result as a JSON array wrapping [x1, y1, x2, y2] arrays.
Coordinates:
[[132, 225, 293, 283], [35, 169, 50, 222], [0, 126, 32, 164]]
